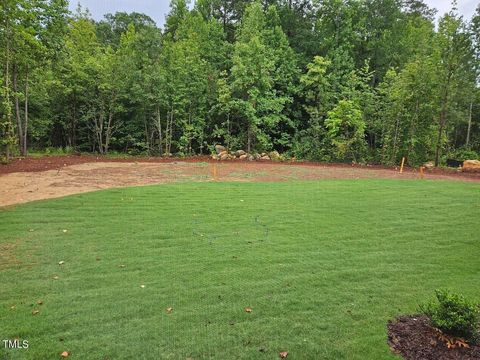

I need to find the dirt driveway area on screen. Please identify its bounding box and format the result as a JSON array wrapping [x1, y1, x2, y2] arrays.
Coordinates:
[[1, 155, 478, 207]]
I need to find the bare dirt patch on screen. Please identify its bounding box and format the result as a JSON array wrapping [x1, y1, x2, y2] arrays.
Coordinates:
[[1, 156, 479, 207], [388, 315, 480, 360]]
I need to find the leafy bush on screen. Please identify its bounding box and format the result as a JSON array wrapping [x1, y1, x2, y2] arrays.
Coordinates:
[[43, 147, 74, 156], [447, 147, 480, 161], [325, 100, 367, 163], [420, 289, 480, 342]]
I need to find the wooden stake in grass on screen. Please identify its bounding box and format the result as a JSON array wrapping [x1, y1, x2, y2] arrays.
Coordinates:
[[212, 163, 218, 181], [400, 157, 405, 174]]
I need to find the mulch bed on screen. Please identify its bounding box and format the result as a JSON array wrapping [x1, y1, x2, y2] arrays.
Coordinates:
[[388, 315, 480, 360]]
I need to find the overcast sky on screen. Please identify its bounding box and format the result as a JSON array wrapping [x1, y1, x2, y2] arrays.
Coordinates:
[[68, 0, 479, 28]]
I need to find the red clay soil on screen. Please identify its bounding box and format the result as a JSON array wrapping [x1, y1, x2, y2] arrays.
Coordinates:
[[1, 155, 480, 180], [0, 155, 213, 174], [388, 315, 480, 360], [1, 155, 479, 207]]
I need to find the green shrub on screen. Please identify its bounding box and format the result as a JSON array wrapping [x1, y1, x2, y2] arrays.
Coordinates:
[[420, 289, 480, 342], [447, 147, 480, 161]]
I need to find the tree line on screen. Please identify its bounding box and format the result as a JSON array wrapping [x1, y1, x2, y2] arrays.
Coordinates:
[[1, 0, 479, 166]]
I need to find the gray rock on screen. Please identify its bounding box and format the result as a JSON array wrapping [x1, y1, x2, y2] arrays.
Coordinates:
[[423, 161, 434, 169], [215, 144, 226, 154]]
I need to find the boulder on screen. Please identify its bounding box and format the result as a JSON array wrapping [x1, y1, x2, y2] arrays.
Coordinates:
[[269, 151, 281, 160], [211, 154, 219, 160], [239, 154, 248, 160], [248, 155, 255, 161], [462, 159, 480, 172], [423, 161, 434, 170], [215, 144, 226, 154], [235, 150, 246, 157], [219, 150, 229, 160], [260, 155, 270, 160]]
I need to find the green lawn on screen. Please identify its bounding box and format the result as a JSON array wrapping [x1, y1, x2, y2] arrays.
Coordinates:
[[1, 180, 479, 359]]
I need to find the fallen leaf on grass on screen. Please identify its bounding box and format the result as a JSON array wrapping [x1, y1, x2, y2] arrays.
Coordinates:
[[118, 265, 126, 268], [32, 309, 39, 315], [244, 307, 252, 313], [62, 230, 68, 233], [53, 276, 59, 280], [61, 351, 69, 357], [37, 300, 43, 305], [58, 261, 65, 265], [140, 285, 145, 288], [166, 307, 173, 314], [29, 229, 34, 232], [279, 351, 288, 358], [10, 305, 16, 310]]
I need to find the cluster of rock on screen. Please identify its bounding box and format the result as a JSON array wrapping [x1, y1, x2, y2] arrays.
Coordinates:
[[211, 145, 282, 161], [423, 159, 480, 172]]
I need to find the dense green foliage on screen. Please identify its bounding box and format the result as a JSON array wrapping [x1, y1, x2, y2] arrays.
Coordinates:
[[1, 0, 479, 165], [1, 180, 479, 358], [421, 289, 480, 343]]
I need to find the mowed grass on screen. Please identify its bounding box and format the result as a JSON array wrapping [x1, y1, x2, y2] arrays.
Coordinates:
[[0, 180, 479, 359]]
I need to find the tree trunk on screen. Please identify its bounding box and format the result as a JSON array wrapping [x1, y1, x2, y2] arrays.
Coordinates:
[[391, 113, 400, 164], [165, 110, 169, 155], [435, 74, 451, 167], [105, 111, 113, 154], [71, 93, 77, 148], [247, 123, 252, 154], [166, 106, 173, 155], [435, 115, 446, 167], [188, 107, 192, 155], [2, 5, 14, 161], [466, 100, 473, 147], [226, 113, 230, 151], [22, 66, 28, 156], [144, 113, 150, 154], [13, 64, 23, 149], [155, 105, 163, 155], [169, 111, 174, 154], [406, 100, 419, 163]]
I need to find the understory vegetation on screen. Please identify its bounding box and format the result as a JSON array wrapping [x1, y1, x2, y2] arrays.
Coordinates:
[[420, 289, 480, 343], [1, 0, 480, 166], [0, 180, 479, 359]]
